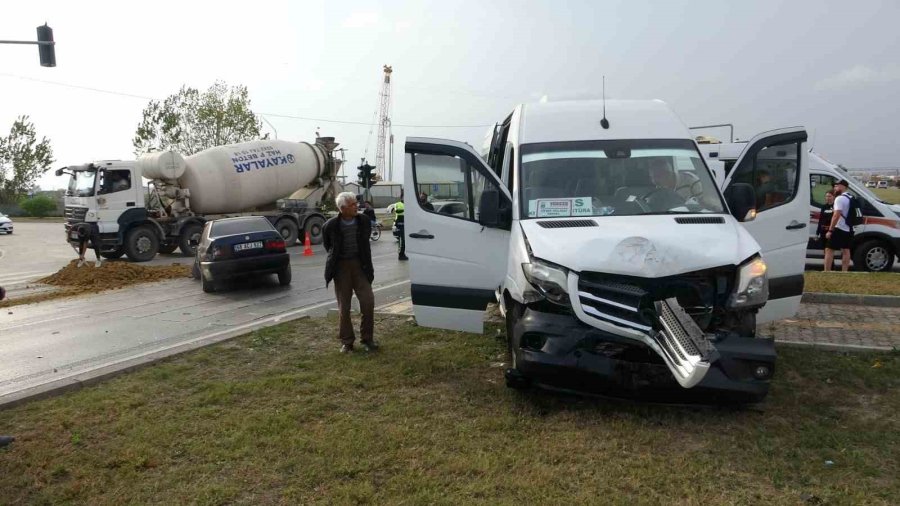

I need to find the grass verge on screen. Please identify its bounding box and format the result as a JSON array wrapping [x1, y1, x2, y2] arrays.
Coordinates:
[[805, 271, 900, 296], [1, 315, 898, 504], [872, 187, 899, 205]]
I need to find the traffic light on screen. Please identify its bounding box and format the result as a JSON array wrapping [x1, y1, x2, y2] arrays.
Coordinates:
[[357, 163, 375, 189], [36, 23, 55, 67]]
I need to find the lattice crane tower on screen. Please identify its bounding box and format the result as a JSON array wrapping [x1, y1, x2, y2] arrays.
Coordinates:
[[375, 65, 392, 181]]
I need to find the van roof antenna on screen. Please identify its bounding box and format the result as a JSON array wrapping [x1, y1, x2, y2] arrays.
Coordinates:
[[600, 76, 610, 129]]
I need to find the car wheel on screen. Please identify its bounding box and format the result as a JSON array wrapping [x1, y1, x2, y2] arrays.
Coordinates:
[[305, 216, 326, 245], [504, 296, 530, 390], [124, 226, 159, 262], [179, 223, 204, 257], [201, 272, 216, 293], [278, 266, 292, 286], [853, 240, 895, 272]]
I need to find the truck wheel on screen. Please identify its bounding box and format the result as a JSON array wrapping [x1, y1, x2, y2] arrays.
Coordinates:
[[100, 246, 125, 260], [305, 216, 326, 245], [179, 223, 203, 256], [278, 266, 292, 286], [158, 243, 179, 255], [124, 226, 159, 262], [853, 240, 895, 272], [275, 219, 300, 246]]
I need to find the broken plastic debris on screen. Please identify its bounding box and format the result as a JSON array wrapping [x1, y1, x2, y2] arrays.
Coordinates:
[[872, 360, 883, 369], [824, 460, 834, 466]]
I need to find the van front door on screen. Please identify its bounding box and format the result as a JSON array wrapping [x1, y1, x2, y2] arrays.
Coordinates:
[[403, 137, 512, 333], [723, 127, 809, 324]]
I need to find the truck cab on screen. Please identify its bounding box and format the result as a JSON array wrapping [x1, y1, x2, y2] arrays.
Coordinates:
[[700, 144, 900, 272], [403, 99, 809, 401], [59, 162, 150, 259]]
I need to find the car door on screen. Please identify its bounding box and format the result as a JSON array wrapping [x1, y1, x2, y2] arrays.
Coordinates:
[[722, 127, 809, 324], [95, 167, 138, 234], [404, 137, 513, 333]]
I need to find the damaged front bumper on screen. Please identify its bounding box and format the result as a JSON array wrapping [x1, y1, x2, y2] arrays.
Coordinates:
[[510, 307, 776, 402]]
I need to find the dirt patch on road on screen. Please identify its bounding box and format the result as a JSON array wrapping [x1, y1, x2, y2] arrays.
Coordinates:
[[1, 260, 190, 309], [39, 260, 190, 290]]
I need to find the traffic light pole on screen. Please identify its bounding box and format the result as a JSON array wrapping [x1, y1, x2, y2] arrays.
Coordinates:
[[0, 24, 56, 67]]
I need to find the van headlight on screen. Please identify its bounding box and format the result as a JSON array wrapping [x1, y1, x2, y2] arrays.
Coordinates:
[[729, 255, 769, 308], [522, 258, 570, 306]]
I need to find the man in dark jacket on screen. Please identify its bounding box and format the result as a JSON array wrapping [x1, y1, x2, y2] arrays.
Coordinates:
[[324, 192, 377, 353]]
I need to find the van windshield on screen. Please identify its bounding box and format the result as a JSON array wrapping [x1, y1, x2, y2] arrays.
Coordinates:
[[520, 139, 726, 218]]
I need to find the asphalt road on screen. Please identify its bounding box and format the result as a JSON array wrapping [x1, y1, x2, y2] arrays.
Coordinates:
[[0, 222, 411, 403]]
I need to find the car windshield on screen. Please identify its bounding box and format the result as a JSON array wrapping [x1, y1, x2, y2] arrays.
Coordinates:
[[70, 170, 97, 197], [210, 218, 274, 237], [520, 139, 726, 218]]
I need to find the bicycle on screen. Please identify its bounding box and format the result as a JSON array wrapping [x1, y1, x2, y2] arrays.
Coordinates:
[[370, 220, 382, 241]]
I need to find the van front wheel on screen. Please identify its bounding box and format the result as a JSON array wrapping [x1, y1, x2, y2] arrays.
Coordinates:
[[853, 240, 895, 272]]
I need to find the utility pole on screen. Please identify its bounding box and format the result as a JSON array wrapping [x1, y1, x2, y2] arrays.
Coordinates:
[[0, 24, 56, 67]]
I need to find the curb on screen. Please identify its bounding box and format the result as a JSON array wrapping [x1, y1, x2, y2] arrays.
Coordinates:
[[776, 339, 896, 353], [802, 292, 900, 307], [0, 279, 411, 410]]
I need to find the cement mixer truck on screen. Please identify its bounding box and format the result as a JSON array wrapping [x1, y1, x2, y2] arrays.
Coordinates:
[[56, 136, 343, 262]]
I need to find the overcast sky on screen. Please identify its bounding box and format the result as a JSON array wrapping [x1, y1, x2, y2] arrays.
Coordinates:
[[2, 0, 899, 190]]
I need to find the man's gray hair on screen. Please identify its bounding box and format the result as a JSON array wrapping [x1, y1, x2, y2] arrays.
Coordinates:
[[335, 191, 358, 210]]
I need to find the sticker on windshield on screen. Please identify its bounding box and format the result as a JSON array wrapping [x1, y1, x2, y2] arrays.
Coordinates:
[[528, 197, 594, 217]]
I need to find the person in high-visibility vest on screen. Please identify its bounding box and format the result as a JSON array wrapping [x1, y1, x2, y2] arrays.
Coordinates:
[[394, 197, 407, 261]]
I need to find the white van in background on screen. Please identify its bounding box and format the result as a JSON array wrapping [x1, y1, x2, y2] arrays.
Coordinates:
[[698, 138, 900, 272], [402, 99, 809, 402]]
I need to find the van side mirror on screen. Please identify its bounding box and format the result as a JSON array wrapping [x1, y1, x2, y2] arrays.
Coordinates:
[[724, 183, 756, 222], [478, 189, 511, 229]]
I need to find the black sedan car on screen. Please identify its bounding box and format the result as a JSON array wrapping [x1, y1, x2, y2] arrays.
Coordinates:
[[192, 217, 291, 293]]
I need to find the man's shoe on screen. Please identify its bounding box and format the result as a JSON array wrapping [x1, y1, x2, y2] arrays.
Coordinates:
[[76, 259, 85, 267], [362, 341, 379, 352], [398, 255, 409, 261], [340, 344, 354, 354], [94, 259, 103, 268]]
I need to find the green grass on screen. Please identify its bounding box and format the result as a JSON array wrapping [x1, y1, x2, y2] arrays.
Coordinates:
[[872, 187, 900, 205], [805, 271, 900, 296], [1, 315, 899, 504]]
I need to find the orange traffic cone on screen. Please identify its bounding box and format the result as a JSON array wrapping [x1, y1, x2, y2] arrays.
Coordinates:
[[303, 231, 314, 256]]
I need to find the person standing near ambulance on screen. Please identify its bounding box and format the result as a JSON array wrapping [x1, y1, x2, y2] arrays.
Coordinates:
[[824, 179, 854, 272]]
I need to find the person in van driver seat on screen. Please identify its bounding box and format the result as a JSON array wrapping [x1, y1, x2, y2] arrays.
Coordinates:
[[646, 158, 686, 210]]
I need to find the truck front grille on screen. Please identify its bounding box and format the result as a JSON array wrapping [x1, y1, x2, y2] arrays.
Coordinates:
[[65, 206, 87, 223]]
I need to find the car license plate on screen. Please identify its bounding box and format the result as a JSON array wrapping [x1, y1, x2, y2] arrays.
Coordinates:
[[234, 241, 263, 252]]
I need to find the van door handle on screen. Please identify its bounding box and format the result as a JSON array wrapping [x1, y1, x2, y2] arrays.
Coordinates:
[[785, 221, 807, 230], [409, 232, 434, 239], [126, 202, 135, 207]]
